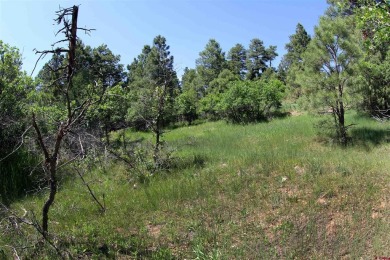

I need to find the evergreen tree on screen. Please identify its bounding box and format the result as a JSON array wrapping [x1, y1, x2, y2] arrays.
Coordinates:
[[196, 39, 226, 89], [227, 43, 247, 79], [279, 23, 311, 97], [246, 38, 267, 80], [90, 44, 125, 94], [357, 48, 390, 117], [181, 67, 198, 92], [264, 45, 278, 68], [284, 24, 311, 66], [299, 16, 362, 145], [36, 53, 67, 99], [88, 44, 125, 143], [127, 35, 179, 130], [147, 35, 179, 100], [127, 45, 152, 84]]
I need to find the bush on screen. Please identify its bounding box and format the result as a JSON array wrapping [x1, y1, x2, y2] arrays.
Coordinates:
[[175, 89, 198, 124], [218, 79, 285, 123], [199, 93, 222, 120]]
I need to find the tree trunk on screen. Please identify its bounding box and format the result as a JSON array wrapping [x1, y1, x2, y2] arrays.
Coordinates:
[[338, 83, 347, 146], [35, 5, 79, 236], [153, 127, 161, 168], [105, 125, 110, 146], [42, 159, 58, 236], [338, 105, 347, 146]]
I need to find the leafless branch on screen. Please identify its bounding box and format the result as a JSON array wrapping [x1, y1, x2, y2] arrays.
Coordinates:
[[32, 113, 50, 160], [30, 48, 69, 77], [54, 26, 68, 37], [0, 126, 32, 162], [56, 154, 80, 170], [84, 132, 142, 173], [0, 203, 34, 227], [77, 27, 96, 34], [4, 245, 20, 260], [51, 39, 69, 47], [28, 211, 69, 259], [35, 48, 69, 55], [74, 167, 105, 212], [78, 135, 85, 158], [31, 52, 48, 77]]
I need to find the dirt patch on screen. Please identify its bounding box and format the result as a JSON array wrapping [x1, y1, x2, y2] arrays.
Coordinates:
[[317, 197, 328, 205], [290, 110, 304, 117], [294, 165, 306, 175], [326, 212, 352, 237], [279, 186, 300, 197], [146, 224, 164, 238], [371, 200, 388, 219]]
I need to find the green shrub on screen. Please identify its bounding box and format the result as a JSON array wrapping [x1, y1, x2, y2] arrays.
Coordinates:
[[218, 79, 285, 123], [175, 89, 198, 124]]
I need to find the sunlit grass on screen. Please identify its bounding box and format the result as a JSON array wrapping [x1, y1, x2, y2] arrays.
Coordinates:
[[1, 113, 390, 258]]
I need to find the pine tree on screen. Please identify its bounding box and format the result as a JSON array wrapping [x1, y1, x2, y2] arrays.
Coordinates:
[[279, 23, 311, 97], [227, 43, 247, 79], [196, 39, 226, 89], [299, 16, 361, 145], [246, 38, 267, 80]]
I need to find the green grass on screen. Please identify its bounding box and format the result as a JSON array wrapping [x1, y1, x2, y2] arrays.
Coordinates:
[[1, 113, 390, 259], [0, 149, 40, 206]]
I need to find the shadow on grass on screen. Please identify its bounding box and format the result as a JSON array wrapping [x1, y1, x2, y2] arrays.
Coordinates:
[[171, 153, 208, 170], [167, 119, 207, 130], [349, 127, 390, 149], [273, 111, 292, 119], [112, 137, 145, 149]]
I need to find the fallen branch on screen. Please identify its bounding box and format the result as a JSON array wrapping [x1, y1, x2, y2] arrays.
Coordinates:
[[74, 167, 105, 213]]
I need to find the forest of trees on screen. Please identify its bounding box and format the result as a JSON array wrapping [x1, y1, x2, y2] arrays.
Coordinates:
[[0, 0, 389, 258]]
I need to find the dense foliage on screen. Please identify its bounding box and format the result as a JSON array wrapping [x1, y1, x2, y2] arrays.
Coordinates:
[[299, 16, 362, 144], [0, 41, 37, 205], [218, 79, 285, 123]]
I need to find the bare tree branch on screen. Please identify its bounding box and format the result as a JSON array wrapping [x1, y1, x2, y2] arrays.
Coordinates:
[[0, 126, 32, 162], [32, 113, 50, 160], [74, 167, 105, 213]]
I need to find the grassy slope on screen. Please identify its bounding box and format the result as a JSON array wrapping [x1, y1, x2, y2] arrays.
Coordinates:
[[2, 113, 390, 259]]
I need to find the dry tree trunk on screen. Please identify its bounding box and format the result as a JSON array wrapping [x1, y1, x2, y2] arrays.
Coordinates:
[[32, 5, 87, 236]]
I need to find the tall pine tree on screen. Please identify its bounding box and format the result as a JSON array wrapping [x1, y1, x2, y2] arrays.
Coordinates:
[[279, 23, 311, 97], [299, 16, 361, 145], [246, 38, 267, 80], [196, 39, 226, 91], [227, 43, 247, 79]]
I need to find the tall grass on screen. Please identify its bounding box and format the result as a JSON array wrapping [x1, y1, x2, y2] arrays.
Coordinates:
[[0, 150, 39, 206], [1, 113, 390, 258]]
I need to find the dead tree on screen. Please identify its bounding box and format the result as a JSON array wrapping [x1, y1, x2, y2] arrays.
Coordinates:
[[31, 5, 94, 237]]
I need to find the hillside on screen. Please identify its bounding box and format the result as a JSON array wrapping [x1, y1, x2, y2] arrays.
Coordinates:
[[2, 113, 390, 259]]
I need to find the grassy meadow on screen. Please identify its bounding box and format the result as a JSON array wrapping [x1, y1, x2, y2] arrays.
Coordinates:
[[1, 112, 390, 259]]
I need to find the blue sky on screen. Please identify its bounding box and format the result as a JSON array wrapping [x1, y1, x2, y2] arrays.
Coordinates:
[[0, 0, 328, 77]]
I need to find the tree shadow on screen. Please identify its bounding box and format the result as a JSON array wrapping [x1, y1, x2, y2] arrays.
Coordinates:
[[273, 111, 292, 119], [167, 119, 207, 130], [349, 127, 390, 150], [112, 137, 145, 149]]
